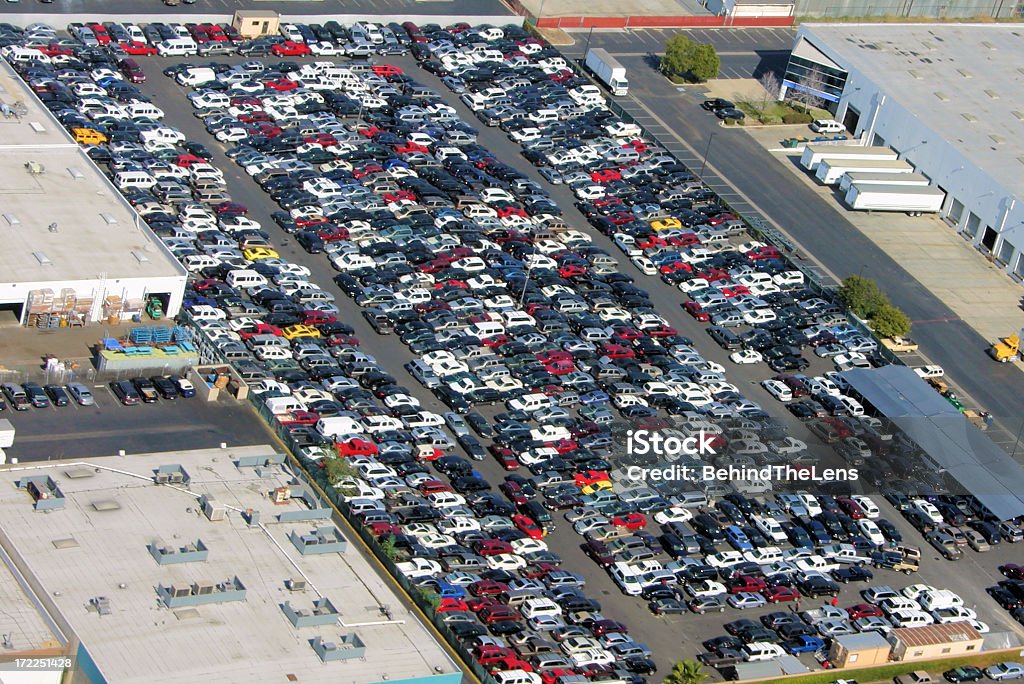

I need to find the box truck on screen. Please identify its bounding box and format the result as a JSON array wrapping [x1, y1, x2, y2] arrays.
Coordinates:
[[838, 171, 930, 195], [816, 158, 913, 186], [844, 183, 945, 215], [800, 144, 897, 172], [584, 48, 628, 96], [0, 419, 12, 448]]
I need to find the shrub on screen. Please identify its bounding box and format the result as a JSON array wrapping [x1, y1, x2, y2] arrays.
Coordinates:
[[782, 111, 814, 124], [760, 115, 783, 124], [838, 275, 888, 319], [872, 303, 912, 338]]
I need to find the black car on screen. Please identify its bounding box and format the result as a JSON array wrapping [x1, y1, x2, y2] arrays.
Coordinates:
[[150, 376, 179, 399], [987, 585, 1022, 610], [43, 384, 69, 407], [701, 98, 735, 112], [21, 382, 50, 408], [797, 575, 840, 598], [622, 656, 656, 675], [943, 666, 985, 683], [715, 107, 746, 121], [831, 566, 873, 583]]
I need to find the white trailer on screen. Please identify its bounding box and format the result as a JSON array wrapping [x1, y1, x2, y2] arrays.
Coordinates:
[[844, 183, 946, 215], [838, 171, 930, 195], [0, 419, 13, 448], [816, 158, 913, 186], [800, 144, 897, 172], [584, 48, 628, 96]]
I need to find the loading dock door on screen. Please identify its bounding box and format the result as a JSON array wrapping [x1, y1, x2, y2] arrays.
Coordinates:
[[843, 106, 860, 135]]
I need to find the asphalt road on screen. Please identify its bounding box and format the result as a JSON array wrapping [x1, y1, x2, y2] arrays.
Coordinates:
[[3, 388, 278, 461], [126, 53, 1024, 676], [580, 51, 1024, 445], [0, 0, 512, 17], [563, 27, 795, 80]]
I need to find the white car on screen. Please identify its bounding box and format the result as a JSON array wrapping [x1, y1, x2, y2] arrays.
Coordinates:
[[760, 379, 792, 402], [913, 365, 944, 379], [653, 506, 693, 525], [810, 118, 845, 133], [730, 349, 763, 365], [630, 255, 657, 275], [685, 580, 727, 598], [850, 495, 880, 518], [729, 592, 767, 610]]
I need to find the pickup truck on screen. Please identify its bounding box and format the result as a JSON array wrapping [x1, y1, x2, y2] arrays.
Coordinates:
[[870, 549, 919, 574], [881, 336, 919, 353]]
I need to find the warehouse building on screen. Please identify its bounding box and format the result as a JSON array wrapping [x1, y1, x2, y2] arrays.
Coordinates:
[[781, 24, 1024, 281], [0, 446, 463, 684], [889, 622, 984, 661], [0, 60, 186, 327]]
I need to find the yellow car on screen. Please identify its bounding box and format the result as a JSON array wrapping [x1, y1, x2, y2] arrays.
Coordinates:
[[650, 217, 682, 231], [243, 247, 280, 261], [71, 127, 108, 145], [282, 324, 320, 340], [581, 480, 613, 495]]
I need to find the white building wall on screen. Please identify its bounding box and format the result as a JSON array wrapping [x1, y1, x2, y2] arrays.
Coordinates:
[[0, 275, 185, 323], [832, 64, 1024, 277]]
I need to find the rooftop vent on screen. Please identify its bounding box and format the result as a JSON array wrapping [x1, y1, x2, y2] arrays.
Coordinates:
[[961, 113, 978, 123], [984, 89, 1000, 100], [32, 252, 52, 266], [921, 41, 935, 50], [100, 213, 117, 225], [91, 500, 120, 512], [981, 40, 995, 49], [67, 167, 84, 180], [3, 213, 19, 226], [934, 92, 950, 102], [957, 68, 972, 78], [1013, 111, 1024, 122], [990, 134, 1005, 145], [908, 69, 923, 79], [28, 122, 45, 133], [131, 250, 149, 264], [52, 537, 79, 550]]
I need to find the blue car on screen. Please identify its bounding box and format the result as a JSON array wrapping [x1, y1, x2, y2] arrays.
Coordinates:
[[434, 580, 466, 599], [783, 635, 825, 654], [724, 525, 752, 551]]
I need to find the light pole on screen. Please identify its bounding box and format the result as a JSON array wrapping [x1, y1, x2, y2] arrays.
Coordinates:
[[699, 132, 716, 177]]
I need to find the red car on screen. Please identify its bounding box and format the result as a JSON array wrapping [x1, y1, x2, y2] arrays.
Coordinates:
[[522, 561, 560, 579], [418, 480, 453, 495], [37, 43, 73, 57], [837, 496, 866, 520], [513, 514, 545, 539], [302, 310, 336, 325], [265, 78, 299, 91], [436, 597, 470, 613], [174, 153, 206, 167], [610, 513, 647, 530], [491, 447, 520, 471], [335, 438, 378, 458], [272, 41, 311, 56], [472, 539, 513, 556], [591, 619, 627, 636], [372, 64, 404, 76], [846, 603, 884, 620], [214, 201, 247, 215], [684, 301, 711, 321], [727, 575, 767, 594], [574, 470, 610, 487], [88, 23, 111, 44], [238, 323, 282, 339], [542, 669, 582, 684], [468, 580, 508, 596], [369, 522, 401, 537], [762, 586, 800, 603], [279, 410, 319, 426]]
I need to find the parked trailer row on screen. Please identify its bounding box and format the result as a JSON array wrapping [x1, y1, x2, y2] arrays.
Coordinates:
[[838, 171, 931, 195], [816, 158, 914, 186], [800, 144, 898, 172], [844, 183, 946, 215]]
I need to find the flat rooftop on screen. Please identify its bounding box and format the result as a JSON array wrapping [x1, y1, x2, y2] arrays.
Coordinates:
[[0, 446, 460, 684], [799, 24, 1024, 199], [0, 59, 184, 284]]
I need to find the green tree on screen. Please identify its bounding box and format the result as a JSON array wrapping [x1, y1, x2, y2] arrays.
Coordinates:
[[323, 455, 355, 486], [686, 42, 720, 83], [379, 534, 399, 561], [660, 35, 694, 77], [871, 303, 912, 338], [838, 275, 889, 319], [663, 659, 709, 684]]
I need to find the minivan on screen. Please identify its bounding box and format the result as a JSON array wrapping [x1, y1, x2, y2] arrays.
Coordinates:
[[110, 380, 140, 405]]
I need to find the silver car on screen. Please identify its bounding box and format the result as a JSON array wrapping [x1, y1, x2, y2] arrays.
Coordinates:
[[66, 382, 95, 406]]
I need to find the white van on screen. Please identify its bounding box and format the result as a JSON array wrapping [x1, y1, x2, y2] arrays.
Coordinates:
[[114, 170, 156, 190], [316, 416, 363, 438], [226, 269, 268, 289], [124, 103, 164, 121], [177, 67, 217, 86], [520, 598, 561, 620], [810, 119, 845, 134], [742, 642, 784, 661], [158, 38, 198, 56], [264, 396, 304, 415], [918, 589, 963, 611], [888, 610, 933, 628]]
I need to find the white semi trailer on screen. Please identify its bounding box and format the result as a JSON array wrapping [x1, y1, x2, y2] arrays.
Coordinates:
[[844, 183, 945, 215]]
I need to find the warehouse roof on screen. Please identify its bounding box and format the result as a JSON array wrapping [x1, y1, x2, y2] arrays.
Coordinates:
[[798, 24, 1024, 199], [892, 622, 982, 648], [842, 366, 1024, 520], [0, 60, 185, 285], [0, 446, 461, 684]]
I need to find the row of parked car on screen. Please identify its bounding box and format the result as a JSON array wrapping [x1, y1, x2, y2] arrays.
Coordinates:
[[0, 376, 194, 410]]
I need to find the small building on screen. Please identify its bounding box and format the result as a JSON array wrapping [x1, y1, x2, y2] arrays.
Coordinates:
[[829, 631, 891, 668], [706, 0, 795, 18], [232, 10, 279, 39], [890, 622, 983, 662]]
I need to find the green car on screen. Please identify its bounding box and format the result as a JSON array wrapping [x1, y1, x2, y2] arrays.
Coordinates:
[[943, 391, 966, 412], [944, 665, 984, 683]]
